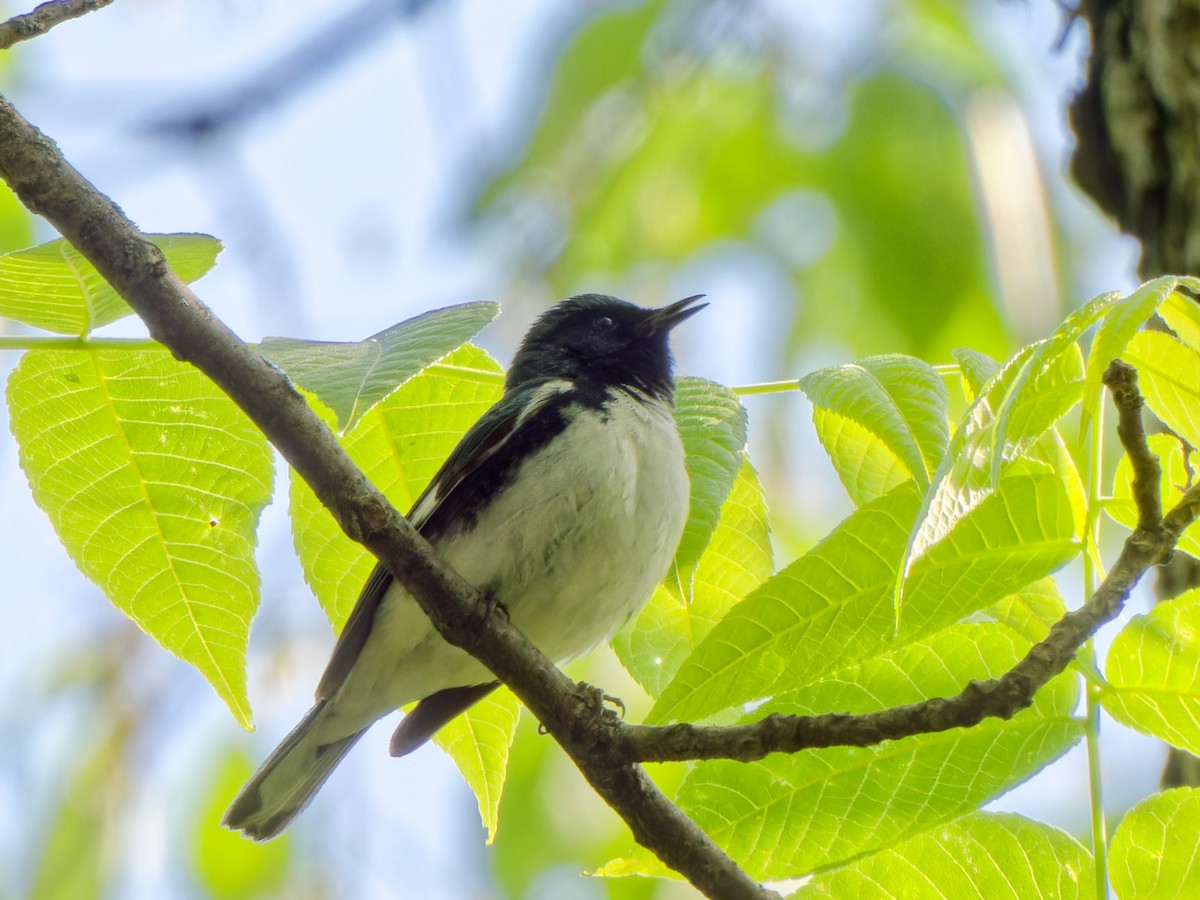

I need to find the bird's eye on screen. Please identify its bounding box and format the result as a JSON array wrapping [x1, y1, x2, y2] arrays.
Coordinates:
[[596, 316, 614, 329]]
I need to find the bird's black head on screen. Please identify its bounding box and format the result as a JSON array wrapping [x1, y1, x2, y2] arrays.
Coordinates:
[[506, 294, 706, 400]]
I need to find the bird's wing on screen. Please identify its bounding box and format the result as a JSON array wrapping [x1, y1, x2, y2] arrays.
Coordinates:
[[315, 379, 574, 702], [388, 682, 501, 757]]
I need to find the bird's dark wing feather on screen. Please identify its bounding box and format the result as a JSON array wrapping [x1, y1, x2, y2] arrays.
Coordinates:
[[389, 682, 501, 757], [315, 379, 574, 703]]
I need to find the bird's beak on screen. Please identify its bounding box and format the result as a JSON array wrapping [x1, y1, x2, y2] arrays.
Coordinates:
[[648, 294, 707, 333]]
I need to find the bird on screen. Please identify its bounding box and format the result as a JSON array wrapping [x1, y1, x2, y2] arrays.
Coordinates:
[[224, 293, 704, 840]]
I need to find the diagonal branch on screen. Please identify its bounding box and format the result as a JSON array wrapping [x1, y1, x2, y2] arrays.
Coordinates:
[[0, 91, 775, 900], [611, 360, 1200, 765], [0, 0, 113, 50]]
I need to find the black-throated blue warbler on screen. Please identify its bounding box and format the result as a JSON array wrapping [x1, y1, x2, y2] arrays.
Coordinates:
[[224, 294, 704, 839]]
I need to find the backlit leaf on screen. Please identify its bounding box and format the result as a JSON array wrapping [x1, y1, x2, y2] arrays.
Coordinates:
[[260, 301, 500, 433], [7, 349, 273, 727]]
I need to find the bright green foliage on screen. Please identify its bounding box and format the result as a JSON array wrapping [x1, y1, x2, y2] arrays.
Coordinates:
[[1107, 433, 1200, 558], [984, 577, 1069, 647], [1109, 788, 1200, 899], [7, 349, 273, 727], [1083, 276, 1200, 425], [259, 301, 501, 433], [649, 464, 1076, 725], [289, 344, 504, 628], [1122, 330, 1200, 448], [192, 753, 290, 899], [615, 459, 773, 697], [0, 234, 221, 335], [907, 295, 1097, 571], [1102, 588, 1200, 757], [670, 376, 747, 572], [1159, 290, 1200, 350], [614, 625, 1081, 879], [799, 354, 948, 504], [795, 812, 1096, 899], [432, 688, 522, 844]]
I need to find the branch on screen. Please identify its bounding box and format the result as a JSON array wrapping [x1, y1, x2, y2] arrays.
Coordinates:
[[611, 360, 1199, 765], [0, 0, 112, 50], [0, 92, 774, 900], [142, 0, 436, 139]]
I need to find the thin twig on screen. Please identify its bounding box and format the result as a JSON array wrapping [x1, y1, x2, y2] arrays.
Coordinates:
[[0, 0, 112, 50]]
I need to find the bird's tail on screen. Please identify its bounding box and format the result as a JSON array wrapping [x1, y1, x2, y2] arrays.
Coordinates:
[[223, 699, 366, 841]]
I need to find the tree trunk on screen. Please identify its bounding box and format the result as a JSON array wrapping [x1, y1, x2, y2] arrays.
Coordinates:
[[1069, 0, 1200, 788]]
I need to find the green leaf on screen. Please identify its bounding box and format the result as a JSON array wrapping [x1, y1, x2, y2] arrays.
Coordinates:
[[1123, 330, 1200, 448], [795, 812, 1095, 899], [432, 687, 521, 844], [290, 345, 504, 628], [7, 350, 272, 727], [799, 354, 948, 503], [627, 624, 1082, 880], [1102, 587, 1200, 756], [1083, 277, 1179, 425], [259, 301, 501, 433], [1107, 433, 1200, 559], [614, 459, 772, 697], [648, 467, 1076, 724], [648, 481, 921, 725], [193, 752, 290, 899], [980, 577, 1068, 648], [909, 303, 1096, 571], [809, 407, 914, 507], [954, 347, 1002, 398], [671, 376, 747, 572], [1159, 290, 1200, 352], [0, 234, 222, 335], [1109, 788, 1200, 899]]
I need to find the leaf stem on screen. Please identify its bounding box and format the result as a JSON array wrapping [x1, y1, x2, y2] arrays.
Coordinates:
[[1082, 383, 1108, 896], [424, 362, 504, 384], [730, 379, 801, 396], [0, 336, 162, 351]]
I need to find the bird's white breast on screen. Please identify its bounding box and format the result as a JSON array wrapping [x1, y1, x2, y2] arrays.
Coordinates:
[[339, 388, 690, 717]]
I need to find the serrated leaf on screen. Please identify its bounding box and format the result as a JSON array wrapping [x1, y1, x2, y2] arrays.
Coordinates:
[[795, 812, 1095, 899], [1102, 587, 1200, 757], [289, 345, 503, 627], [1123, 330, 1200, 448], [7, 350, 273, 728], [260, 301, 501, 433], [648, 467, 1076, 724], [979, 577, 1068, 647], [1083, 277, 1180, 425], [809, 407, 914, 506], [799, 354, 948, 502], [1107, 433, 1200, 559], [647, 481, 921, 725], [432, 687, 521, 844], [625, 625, 1082, 880], [614, 459, 772, 697], [910, 310, 1093, 571], [1159, 290, 1200, 352], [671, 376, 747, 572], [953, 347, 1002, 398], [0, 234, 222, 335], [1109, 788, 1200, 899]]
